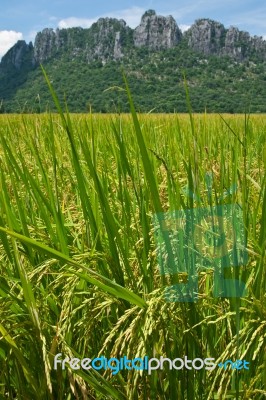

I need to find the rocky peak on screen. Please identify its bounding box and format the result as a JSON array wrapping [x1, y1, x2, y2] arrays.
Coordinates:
[[185, 19, 226, 55], [185, 18, 266, 60], [33, 18, 131, 64], [133, 9, 182, 49], [34, 28, 56, 63], [1, 40, 35, 70], [87, 17, 131, 61], [224, 27, 266, 59], [223, 26, 248, 58], [92, 17, 126, 33]]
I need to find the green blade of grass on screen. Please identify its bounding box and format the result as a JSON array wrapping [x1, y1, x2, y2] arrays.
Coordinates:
[[0, 226, 147, 308], [0, 323, 40, 395], [123, 72, 175, 273], [122, 72, 163, 213]]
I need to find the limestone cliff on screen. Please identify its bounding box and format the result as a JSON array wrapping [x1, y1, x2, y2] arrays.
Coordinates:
[[185, 18, 266, 60], [1, 10, 266, 69], [133, 9, 182, 49], [33, 18, 132, 64]]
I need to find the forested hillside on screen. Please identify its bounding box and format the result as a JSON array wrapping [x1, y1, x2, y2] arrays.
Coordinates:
[[1, 10, 266, 113]]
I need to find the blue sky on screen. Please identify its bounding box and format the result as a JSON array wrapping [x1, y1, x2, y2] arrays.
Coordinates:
[[1, 0, 266, 58]]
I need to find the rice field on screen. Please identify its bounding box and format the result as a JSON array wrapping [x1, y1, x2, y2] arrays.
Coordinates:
[[0, 79, 265, 399]]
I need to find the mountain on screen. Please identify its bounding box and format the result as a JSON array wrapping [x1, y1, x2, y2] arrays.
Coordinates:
[[1, 10, 266, 113]]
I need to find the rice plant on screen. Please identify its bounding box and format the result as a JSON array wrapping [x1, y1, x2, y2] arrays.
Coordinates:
[[0, 75, 265, 399]]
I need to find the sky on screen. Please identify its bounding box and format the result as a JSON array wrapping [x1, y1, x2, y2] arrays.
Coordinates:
[[1, 0, 266, 58]]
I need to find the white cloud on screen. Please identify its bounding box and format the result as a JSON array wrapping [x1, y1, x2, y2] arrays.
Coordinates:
[[58, 7, 145, 30], [58, 17, 97, 29], [0, 30, 23, 58], [179, 24, 191, 32]]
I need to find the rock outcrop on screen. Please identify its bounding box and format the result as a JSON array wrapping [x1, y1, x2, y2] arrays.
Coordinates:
[[33, 18, 132, 64], [114, 31, 123, 59], [85, 17, 132, 62], [34, 28, 57, 62], [184, 19, 226, 55], [1, 40, 35, 70], [33, 10, 183, 64], [133, 9, 182, 49], [223, 26, 266, 59], [1, 10, 266, 68], [185, 18, 266, 60]]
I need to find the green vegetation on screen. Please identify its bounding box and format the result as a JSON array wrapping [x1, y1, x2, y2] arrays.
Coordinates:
[[0, 77, 265, 399], [1, 43, 266, 113]]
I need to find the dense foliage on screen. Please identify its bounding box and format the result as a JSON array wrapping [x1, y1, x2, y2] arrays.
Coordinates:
[[1, 43, 266, 113]]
